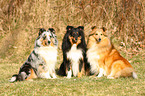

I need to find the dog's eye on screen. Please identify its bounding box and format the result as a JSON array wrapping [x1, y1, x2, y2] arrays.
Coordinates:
[[49, 35, 52, 38], [96, 33, 98, 35]]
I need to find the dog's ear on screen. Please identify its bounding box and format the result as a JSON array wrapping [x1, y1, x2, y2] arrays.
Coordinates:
[[101, 27, 106, 32], [48, 28, 55, 33], [39, 28, 46, 36], [66, 26, 74, 31], [91, 26, 97, 30], [101, 27, 107, 36], [78, 26, 84, 30]]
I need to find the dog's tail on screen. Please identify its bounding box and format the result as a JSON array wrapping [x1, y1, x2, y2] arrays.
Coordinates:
[[9, 74, 18, 82], [9, 72, 27, 82], [132, 71, 138, 79], [120, 67, 138, 79]]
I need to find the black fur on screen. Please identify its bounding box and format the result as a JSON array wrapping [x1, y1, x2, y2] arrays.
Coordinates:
[[58, 26, 90, 76], [39, 28, 46, 36], [48, 28, 55, 33], [12, 63, 35, 81]]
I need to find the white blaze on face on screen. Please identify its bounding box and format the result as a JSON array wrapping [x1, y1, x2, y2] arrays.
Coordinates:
[[41, 31, 52, 42]]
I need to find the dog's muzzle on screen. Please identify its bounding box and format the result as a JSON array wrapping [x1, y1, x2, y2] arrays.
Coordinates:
[[95, 38, 101, 43], [42, 36, 51, 46], [98, 38, 101, 42], [72, 37, 78, 43]]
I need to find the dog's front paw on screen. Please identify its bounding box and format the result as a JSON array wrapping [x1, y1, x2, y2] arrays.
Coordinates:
[[52, 73, 57, 79], [66, 76, 71, 79], [78, 72, 82, 78], [66, 70, 72, 78], [40, 72, 51, 79], [107, 75, 115, 79]]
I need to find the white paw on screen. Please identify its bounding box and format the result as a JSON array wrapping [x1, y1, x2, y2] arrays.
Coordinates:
[[40, 72, 51, 79], [27, 79, 33, 81], [67, 70, 72, 78], [107, 76, 115, 79], [45, 76, 51, 79], [97, 72, 103, 78], [97, 68, 104, 77], [97, 74, 103, 78], [52, 74, 57, 79], [66, 76, 71, 79]]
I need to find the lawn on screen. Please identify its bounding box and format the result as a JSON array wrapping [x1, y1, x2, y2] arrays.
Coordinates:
[[0, 50, 144, 96]]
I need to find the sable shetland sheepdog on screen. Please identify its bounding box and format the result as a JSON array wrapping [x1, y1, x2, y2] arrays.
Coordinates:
[[9, 28, 58, 82], [58, 26, 90, 78], [87, 26, 137, 79]]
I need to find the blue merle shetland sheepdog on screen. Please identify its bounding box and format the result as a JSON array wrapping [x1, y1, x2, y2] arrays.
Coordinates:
[[9, 28, 58, 82], [58, 26, 90, 78]]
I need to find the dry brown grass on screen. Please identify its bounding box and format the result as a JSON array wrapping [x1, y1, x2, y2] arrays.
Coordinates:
[[0, 0, 144, 62]]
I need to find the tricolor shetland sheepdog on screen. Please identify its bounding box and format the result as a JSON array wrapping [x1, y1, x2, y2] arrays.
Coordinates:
[[9, 28, 58, 82], [58, 26, 90, 78], [87, 26, 137, 79]]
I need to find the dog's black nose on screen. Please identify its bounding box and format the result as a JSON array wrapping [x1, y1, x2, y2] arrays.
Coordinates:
[[99, 38, 101, 42], [48, 41, 50, 44]]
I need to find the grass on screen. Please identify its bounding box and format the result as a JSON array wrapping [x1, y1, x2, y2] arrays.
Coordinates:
[[0, 50, 145, 96], [0, 77, 143, 96]]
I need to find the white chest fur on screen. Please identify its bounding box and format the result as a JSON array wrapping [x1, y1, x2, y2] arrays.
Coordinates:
[[37, 46, 57, 78], [87, 47, 100, 60], [67, 44, 83, 62], [66, 44, 83, 76], [87, 46, 100, 74], [38, 46, 57, 62]]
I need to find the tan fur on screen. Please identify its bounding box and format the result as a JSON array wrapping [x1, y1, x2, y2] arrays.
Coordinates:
[[78, 72, 82, 78], [42, 39, 48, 46], [87, 26, 137, 79], [41, 37, 55, 47], [69, 36, 81, 46], [25, 64, 53, 80], [50, 38, 55, 47], [25, 69, 37, 80], [78, 61, 85, 78]]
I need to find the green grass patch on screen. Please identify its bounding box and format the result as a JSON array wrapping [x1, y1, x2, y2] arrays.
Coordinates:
[[0, 52, 145, 96]]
